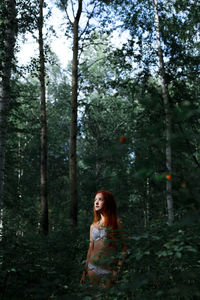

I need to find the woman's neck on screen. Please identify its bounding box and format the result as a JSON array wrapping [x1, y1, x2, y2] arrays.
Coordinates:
[[99, 214, 105, 225]]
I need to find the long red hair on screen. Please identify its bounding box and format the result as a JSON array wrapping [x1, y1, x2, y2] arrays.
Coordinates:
[[93, 190, 118, 231]]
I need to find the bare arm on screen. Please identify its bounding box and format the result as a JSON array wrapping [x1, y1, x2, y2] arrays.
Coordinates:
[[80, 224, 94, 283], [85, 224, 94, 269]]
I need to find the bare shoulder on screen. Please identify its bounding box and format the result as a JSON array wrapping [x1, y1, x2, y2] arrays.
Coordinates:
[[90, 222, 97, 230], [90, 223, 96, 233]]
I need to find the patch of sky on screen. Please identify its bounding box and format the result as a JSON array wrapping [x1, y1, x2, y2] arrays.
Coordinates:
[[17, 2, 72, 69], [17, 0, 131, 70]]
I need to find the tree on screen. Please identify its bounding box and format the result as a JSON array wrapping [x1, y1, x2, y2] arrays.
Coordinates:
[[152, 0, 174, 224], [59, 0, 83, 225], [59, 0, 101, 225], [39, 0, 48, 234], [0, 0, 17, 209], [68, 0, 82, 226]]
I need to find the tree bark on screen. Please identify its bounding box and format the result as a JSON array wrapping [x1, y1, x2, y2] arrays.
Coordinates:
[[69, 0, 82, 226], [152, 0, 174, 224], [0, 0, 17, 209], [39, 0, 48, 234]]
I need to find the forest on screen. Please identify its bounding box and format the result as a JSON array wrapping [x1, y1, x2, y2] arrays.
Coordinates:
[[0, 0, 200, 299]]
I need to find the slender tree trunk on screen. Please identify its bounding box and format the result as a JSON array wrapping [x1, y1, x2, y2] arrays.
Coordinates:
[[69, 0, 82, 226], [0, 0, 16, 209], [144, 178, 150, 228], [39, 0, 48, 234], [17, 123, 22, 198], [152, 0, 174, 224]]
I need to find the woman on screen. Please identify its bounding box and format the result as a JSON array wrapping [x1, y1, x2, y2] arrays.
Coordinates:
[[80, 190, 126, 288]]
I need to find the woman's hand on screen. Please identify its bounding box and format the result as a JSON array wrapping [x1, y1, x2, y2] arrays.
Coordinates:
[[80, 270, 87, 284]]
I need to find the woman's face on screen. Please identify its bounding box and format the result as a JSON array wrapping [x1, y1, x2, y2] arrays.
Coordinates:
[[94, 193, 104, 212]]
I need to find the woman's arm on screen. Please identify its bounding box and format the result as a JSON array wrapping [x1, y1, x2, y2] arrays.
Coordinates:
[[85, 224, 94, 269], [80, 224, 94, 284]]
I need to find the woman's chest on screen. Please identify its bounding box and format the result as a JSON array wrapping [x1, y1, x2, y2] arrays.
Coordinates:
[[92, 226, 107, 242]]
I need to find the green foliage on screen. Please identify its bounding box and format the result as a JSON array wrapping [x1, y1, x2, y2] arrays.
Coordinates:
[[94, 221, 200, 299], [1, 221, 200, 299], [0, 226, 88, 299], [17, 0, 39, 34], [4, 62, 71, 232], [3, 78, 40, 234], [46, 66, 71, 229]]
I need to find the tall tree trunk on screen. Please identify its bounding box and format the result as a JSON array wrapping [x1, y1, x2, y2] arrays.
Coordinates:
[[17, 123, 22, 198], [69, 0, 82, 226], [152, 0, 174, 224], [39, 0, 48, 234], [0, 0, 17, 209], [144, 178, 150, 228]]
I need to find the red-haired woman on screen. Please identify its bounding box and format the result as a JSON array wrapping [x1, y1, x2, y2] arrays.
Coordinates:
[[80, 190, 126, 288]]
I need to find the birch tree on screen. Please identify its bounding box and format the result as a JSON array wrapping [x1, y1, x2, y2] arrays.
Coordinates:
[[152, 0, 174, 224], [0, 0, 17, 209]]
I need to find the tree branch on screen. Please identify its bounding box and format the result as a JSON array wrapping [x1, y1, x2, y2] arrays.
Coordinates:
[[79, 3, 97, 39], [70, 0, 75, 19], [79, 56, 105, 68], [60, 0, 73, 26]]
